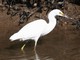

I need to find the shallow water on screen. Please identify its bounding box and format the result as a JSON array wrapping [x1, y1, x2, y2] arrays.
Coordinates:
[[0, 49, 54, 60], [0, 27, 80, 60]]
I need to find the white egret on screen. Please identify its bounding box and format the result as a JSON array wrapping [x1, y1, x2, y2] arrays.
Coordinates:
[[9, 9, 68, 51]]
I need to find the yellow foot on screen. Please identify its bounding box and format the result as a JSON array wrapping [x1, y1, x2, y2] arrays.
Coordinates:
[[21, 44, 26, 51]]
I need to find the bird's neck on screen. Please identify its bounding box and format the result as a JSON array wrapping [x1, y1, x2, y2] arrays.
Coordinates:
[[48, 14, 56, 24], [45, 14, 56, 34], [41, 12, 57, 36]]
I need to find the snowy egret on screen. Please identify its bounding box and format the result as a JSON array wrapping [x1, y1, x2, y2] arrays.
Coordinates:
[[9, 9, 68, 51]]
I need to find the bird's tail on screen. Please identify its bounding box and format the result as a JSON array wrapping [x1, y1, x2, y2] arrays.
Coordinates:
[[9, 33, 20, 41]]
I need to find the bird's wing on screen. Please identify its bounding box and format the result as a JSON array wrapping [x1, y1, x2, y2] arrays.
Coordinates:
[[17, 19, 47, 40]]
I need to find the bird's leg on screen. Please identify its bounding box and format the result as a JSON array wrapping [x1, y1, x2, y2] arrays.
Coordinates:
[[34, 46, 36, 52], [21, 44, 26, 51], [34, 40, 37, 51]]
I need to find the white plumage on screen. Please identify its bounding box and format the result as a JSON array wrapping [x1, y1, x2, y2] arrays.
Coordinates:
[[9, 9, 68, 50], [10, 20, 47, 41]]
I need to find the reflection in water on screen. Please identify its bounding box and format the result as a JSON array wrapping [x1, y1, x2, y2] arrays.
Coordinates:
[[21, 50, 54, 60], [34, 51, 40, 60], [0, 49, 54, 60]]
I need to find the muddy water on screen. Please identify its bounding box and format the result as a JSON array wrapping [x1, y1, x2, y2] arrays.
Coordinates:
[[0, 1, 80, 59], [0, 26, 80, 60]]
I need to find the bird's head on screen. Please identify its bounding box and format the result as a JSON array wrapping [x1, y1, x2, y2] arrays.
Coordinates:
[[49, 9, 69, 18]]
